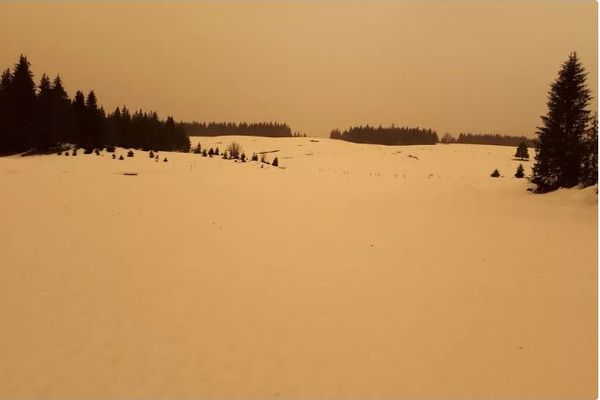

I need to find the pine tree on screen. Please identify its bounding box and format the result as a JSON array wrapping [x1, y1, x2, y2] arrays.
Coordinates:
[[272, 157, 279, 167], [72, 91, 86, 146], [515, 164, 525, 178], [11, 55, 37, 150], [515, 142, 529, 160], [35, 74, 53, 149], [491, 169, 501, 178], [532, 52, 592, 192], [50, 75, 74, 145]]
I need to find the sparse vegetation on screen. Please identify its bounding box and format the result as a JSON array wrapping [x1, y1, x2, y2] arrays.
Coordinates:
[[226, 142, 242, 159], [491, 169, 501, 178]]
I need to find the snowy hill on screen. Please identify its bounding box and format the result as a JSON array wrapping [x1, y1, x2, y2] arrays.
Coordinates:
[[0, 137, 596, 399]]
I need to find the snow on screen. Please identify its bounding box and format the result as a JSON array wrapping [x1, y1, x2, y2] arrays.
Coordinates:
[[0, 137, 596, 399]]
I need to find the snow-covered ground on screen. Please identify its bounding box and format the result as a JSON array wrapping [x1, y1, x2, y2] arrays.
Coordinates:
[[0, 137, 596, 399]]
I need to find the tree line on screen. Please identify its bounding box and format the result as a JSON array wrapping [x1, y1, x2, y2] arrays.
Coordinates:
[[446, 133, 536, 147], [0, 55, 190, 155], [181, 121, 298, 138], [330, 125, 439, 145]]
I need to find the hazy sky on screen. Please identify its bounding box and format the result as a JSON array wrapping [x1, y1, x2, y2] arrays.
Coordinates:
[[1, 1, 597, 137]]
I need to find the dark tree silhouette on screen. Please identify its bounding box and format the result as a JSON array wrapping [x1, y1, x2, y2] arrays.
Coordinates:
[[330, 125, 438, 146], [10, 55, 37, 151], [456, 133, 535, 147], [272, 157, 279, 167], [491, 169, 501, 178], [515, 164, 525, 178], [515, 142, 529, 160], [0, 55, 192, 154], [226, 142, 242, 159], [182, 121, 293, 137], [532, 52, 593, 192]]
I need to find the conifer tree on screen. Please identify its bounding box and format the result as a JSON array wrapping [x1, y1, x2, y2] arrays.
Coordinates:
[[515, 142, 529, 160], [515, 164, 525, 178], [532, 52, 592, 192], [11, 55, 37, 150], [50, 75, 74, 145], [35, 74, 53, 148]]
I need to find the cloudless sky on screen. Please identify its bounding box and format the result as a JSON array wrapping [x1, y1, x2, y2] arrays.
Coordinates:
[[1, 1, 597, 137]]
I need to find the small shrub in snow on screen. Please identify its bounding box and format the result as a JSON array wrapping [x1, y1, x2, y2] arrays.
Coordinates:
[[84, 148, 93, 155], [215, 147, 220, 156], [226, 142, 242, 159], [105, 146, 116, 153], [515, 164, 525, 178], [95, 149, 100, 156], [491, 169, 501, 178], [241, 153, 246, 162], [127, 150, 134, 157], [272, 157, 279, 167], [208, 148, 214, 157], [163, 157, 168, 162], [251, 153, 258, 162], [149, 150, 155, 158], [112, 154, 116, 159], [119, 155, 124, 160]]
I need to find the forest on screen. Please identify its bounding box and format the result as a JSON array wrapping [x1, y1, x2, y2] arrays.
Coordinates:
[[181, 121, 299, 138], [330, 125, 439, 145], [0, 55, 190, 154], [455, 133, 536, 147]]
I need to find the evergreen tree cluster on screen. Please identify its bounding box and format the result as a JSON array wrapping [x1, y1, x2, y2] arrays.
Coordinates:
[[456, 133, 535, 147], [182, 121, 295, 138], [0, 55, 190, 154], [532, 52, 597, 192], [330, 125, 438, 145]]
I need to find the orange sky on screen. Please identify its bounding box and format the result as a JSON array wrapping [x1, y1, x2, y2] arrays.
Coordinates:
[[1, 1, 597, 137]]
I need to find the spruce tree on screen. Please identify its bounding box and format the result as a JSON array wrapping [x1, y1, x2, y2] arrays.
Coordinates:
[[515, 142, 529, 160], [11, 55, 37, 150], [72, 91, 86, 146], [50, 75, 74, 145], [532, 52, 592, 192], [35, 74, 53, 149]]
